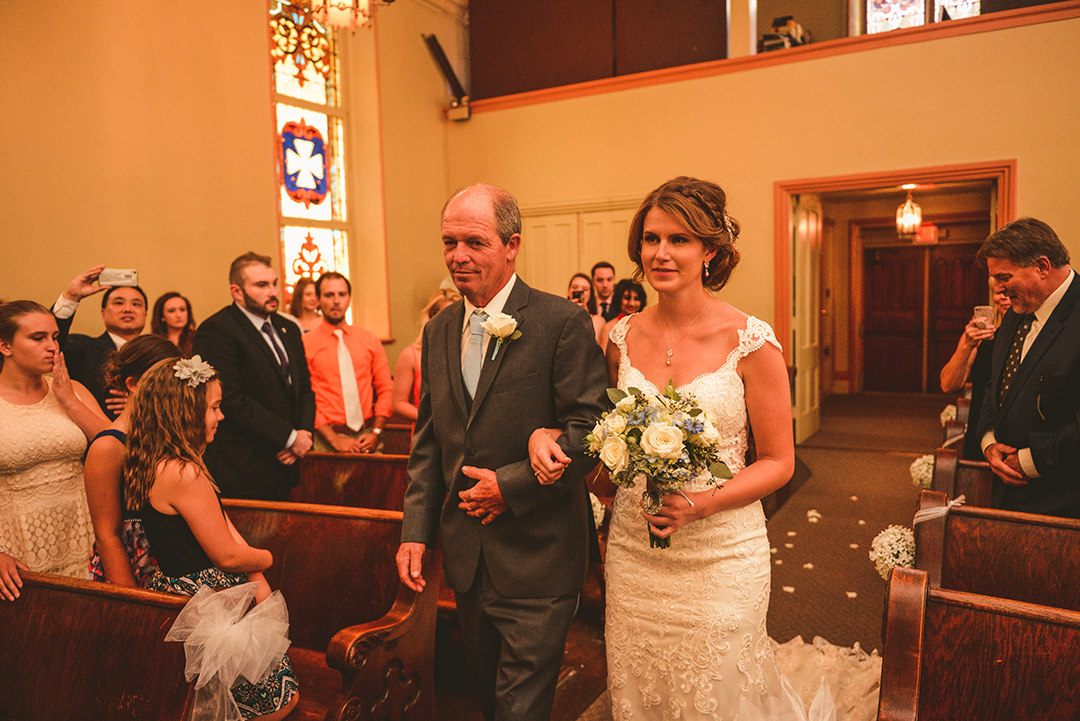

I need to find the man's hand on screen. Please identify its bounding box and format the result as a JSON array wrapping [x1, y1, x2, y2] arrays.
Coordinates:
[[0, 553, 28, 601], [291, 430, 313, 457], [63, 265, 109, 303], [984, 442, 1028, 485], [355, 432, 379, 453], [104, 389, 128, 416], [276, 449, 298, 465], [458, 467, 510, 525], [396, 542, 428, 592]]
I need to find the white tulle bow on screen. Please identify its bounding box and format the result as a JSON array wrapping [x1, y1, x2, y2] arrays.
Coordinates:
[[912, 495, 966, 525], [165, 582, 292, 721]]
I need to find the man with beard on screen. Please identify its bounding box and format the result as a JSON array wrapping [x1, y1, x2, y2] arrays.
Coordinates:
[[302, 272, 393, 453], [193, 252, 315, 500]]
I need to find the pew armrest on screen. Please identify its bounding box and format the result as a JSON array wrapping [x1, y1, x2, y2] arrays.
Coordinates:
[[321, 555, 440, 721]]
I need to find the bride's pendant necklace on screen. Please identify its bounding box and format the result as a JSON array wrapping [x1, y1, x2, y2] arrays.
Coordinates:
[[657, 296, 710, 365]]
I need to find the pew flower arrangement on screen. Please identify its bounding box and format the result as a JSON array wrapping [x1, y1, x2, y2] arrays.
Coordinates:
[[584, 382, 731, 549], [940, 404, 957, 426], [869, 525, 916, 580], [910, 454, 934, 490]]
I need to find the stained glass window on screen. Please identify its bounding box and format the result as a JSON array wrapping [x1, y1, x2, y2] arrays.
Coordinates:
[[935, 0, 980, 21], [868, 0, 980, 33], [270, 1, 350, 298]]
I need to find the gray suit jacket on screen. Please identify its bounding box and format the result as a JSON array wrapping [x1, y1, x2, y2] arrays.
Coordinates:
[[402, 279, 608, 598]]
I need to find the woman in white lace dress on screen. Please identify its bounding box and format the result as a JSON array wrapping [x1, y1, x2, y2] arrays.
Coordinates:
[[0, 301, 109, 598]]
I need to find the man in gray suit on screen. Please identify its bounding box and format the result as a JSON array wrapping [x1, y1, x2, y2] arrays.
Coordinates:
[[396, 185, 607, 721]]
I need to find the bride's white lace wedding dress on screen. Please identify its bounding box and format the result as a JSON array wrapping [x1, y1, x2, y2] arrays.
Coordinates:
[[605, 315, 879, 721]]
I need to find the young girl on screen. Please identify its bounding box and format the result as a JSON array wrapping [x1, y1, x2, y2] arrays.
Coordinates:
[[124, 356, 299, 719]]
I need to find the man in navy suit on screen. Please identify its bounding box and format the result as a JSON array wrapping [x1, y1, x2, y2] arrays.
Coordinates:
[[193, 252, 316, 500], [52, 266, 147, 419], [976, 218, 1080, 519], [397, 185, 607, 721]]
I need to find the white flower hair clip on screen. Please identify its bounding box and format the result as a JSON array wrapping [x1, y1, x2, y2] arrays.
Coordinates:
[[174, 355, 215, 388]]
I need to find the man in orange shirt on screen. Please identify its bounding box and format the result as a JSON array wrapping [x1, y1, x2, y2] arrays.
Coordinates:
[[302, 272, 393, 453]]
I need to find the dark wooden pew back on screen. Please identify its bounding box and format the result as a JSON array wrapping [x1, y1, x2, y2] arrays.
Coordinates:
[[931, 446, 993, 507], [915, 489, 1080, 611], [0, 571, 193, 721], [880, 567, 1080, 720], [291, 452, 410, 511]]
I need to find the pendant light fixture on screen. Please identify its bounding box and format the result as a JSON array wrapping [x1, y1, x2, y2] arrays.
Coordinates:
[[896, 184, 922, 240]]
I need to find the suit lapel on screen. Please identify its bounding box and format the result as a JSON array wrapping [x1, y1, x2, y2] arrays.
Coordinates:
[[1000, 271, 1080, 416], [444, 302, 469, 423], [468, 281, 530, 427], [230, 305, 290, 390], [271, 314, 299, 397]]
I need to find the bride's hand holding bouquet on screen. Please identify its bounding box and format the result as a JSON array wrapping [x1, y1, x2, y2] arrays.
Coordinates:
[[584, 381, 731, 548]]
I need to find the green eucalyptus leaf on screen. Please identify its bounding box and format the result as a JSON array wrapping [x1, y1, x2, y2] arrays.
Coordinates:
[[510, 330, 522, 340], [607, 388, 628, 404], [710, 460, 733, 479], [689, 408, 703, 416]]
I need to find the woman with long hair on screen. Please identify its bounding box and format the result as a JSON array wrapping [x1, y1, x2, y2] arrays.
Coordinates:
[[84, 335, 180, 587], [392, 287, 461, 423], [125, 357, 299, 718], [598, 279, 648, 352], [150, 292, 197, 356], [0, 301, 108, 599], [287, 276, 322, 333]]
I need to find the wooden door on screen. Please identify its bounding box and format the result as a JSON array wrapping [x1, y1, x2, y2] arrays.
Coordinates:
[[929, 243, 988, 385], [792, 196, 822, 442], [863, 246, 924, 392]]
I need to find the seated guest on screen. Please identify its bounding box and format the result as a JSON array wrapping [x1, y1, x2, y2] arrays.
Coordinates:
[[0, 301, 109, 589], [85, 335, 181, 587], [599, 279, 648, 352], [287, 276, 322, 333], [567, 273, 605, 343], [52, 267, 147, 419], [125, 357, 299, 718], [303, 272, 393, 453], [150, 292, 197, 356], [392, 288, 461, 424]]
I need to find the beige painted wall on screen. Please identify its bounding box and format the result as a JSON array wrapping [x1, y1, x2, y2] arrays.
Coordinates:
[[2, 1, 279, 335], [443, 18, 1080, 333]]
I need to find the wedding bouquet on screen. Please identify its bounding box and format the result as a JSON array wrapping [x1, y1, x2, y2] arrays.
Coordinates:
[[869, 525, 915, 580], [584, 382, 731, 548], [909, 454, 935, 490]]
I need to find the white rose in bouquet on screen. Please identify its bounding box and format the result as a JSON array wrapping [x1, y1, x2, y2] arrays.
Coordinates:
[[640, 421, 684, 460], [615, 394, 637, 412], [696, 418, 720, 446], [587, 420, 605, 453], [605, 413, 627, 435], [599, 436, 629, 474]]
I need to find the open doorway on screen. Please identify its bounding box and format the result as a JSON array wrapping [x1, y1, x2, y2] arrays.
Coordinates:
[[774, 161, 1016, 443]]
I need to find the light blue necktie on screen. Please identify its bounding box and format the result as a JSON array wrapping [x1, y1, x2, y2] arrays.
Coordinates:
[[463, 310, 487, 398]]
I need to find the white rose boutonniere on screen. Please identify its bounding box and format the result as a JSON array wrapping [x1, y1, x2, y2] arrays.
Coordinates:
[[640, 421, 684, 460], [481, 312, 522, 360]]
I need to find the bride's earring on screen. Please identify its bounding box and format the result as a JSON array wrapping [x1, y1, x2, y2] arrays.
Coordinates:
[[703, 262, 710, 279]]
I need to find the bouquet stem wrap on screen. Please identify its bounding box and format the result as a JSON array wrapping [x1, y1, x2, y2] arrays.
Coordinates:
[[643, 475, 671, 549], [165, 582, 292, 721]]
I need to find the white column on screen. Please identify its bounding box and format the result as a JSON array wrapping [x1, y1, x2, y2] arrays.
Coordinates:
[[727, 0, 758, 58]]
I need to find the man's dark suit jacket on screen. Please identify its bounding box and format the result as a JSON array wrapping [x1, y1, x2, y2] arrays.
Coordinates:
[[54, 314, 121, 420], [598, 298, 620, 322], [402, 280, 608, 599], [193, 304, 316, 501], [977, 271, 1080, 518]]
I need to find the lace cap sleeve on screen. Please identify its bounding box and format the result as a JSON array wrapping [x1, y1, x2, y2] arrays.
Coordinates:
[[608, 315, 633, 355], [735, 316, 782, 362]]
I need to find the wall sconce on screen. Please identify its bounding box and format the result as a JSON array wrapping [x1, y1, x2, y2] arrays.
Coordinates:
[[896, 185, 922, 240]]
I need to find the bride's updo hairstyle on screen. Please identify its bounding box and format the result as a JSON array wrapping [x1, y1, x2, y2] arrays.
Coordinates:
[[627, 176, 741, 291], [124, 358, 218, 511]]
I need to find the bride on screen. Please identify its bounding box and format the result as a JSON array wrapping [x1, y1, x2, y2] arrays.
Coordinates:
[[533, 177, 841, 720]]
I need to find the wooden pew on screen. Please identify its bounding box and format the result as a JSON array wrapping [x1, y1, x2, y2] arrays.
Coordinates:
[[224, 499, 439, 721], [914, 489, 1080, 611], [930, 446, 993, 507], [292, 451, 410, 511], [378, 423, 413, 455], [0, 571, 194, 720], [941, 418, 966, 448], [955, 396, 970, 423], [879, 567, 1080, 720]]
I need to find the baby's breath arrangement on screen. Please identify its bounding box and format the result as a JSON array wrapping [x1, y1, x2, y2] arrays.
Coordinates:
[[869, 525, 916, 580], [940, 404, 957, 427], [909, 454, 935, 490]]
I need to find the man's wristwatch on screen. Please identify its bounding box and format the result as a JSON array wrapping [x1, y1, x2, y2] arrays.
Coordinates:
[[371, 427, 382, 435]]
